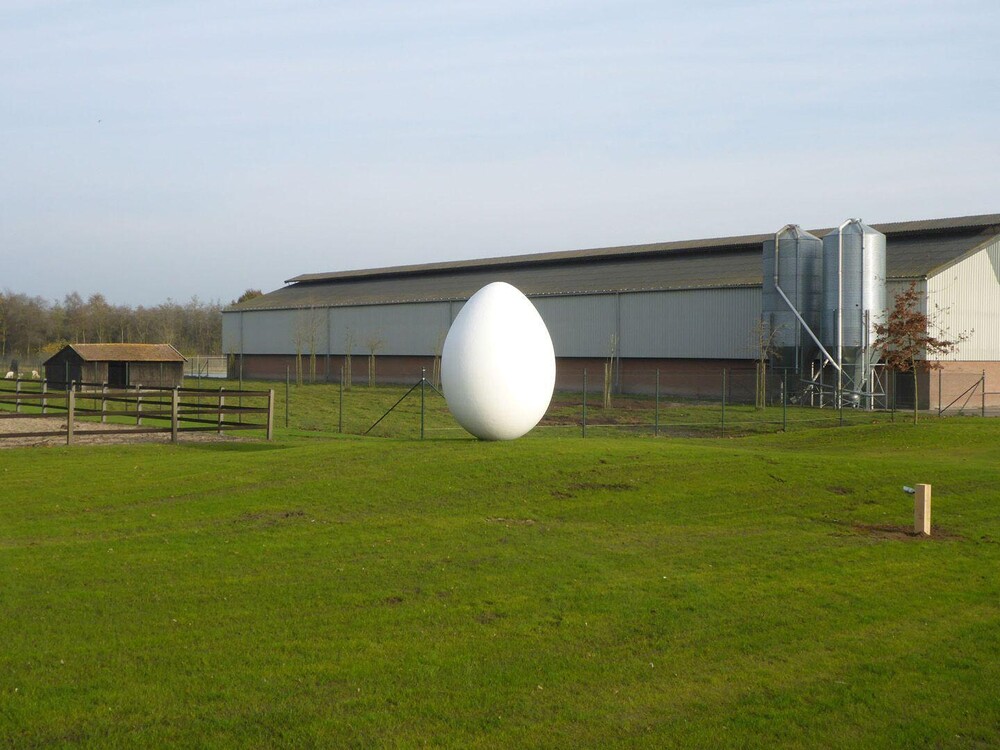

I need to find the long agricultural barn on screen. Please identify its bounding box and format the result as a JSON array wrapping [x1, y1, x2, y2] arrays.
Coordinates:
[[223, 213, 1000, 409]]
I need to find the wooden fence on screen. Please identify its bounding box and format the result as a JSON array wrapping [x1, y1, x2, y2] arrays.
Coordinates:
[[0, 379, 274, 444]]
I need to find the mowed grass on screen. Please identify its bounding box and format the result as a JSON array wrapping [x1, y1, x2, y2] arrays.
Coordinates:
[[1, 420, 999, 747]]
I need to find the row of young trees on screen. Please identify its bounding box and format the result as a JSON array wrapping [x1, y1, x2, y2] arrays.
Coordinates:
[[0, 290, 225, 364]]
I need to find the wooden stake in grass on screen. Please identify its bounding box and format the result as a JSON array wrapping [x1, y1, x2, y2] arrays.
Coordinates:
[[915, 484, 931, 536]]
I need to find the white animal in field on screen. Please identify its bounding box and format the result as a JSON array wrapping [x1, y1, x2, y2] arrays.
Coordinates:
[[31, 370, 39, 379], [4, 371, 13, 379]]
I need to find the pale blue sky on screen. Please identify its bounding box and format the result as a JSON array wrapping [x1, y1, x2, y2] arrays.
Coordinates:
[[2, 0, 998, 305]]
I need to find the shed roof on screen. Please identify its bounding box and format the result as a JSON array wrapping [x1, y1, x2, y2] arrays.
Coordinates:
[[229, 213, 1000, 311], [45, 344, 186, 363]]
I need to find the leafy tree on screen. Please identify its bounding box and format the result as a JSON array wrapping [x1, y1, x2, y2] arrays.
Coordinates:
[[873, 281, 966, 424], [234, 289, 264, 305]]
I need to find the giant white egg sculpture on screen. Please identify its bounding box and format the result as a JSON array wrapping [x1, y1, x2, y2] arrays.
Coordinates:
[[441, 282, 555, 440]]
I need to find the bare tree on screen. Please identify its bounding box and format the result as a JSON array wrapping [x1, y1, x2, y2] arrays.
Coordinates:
[[302, 308, 323, 384], [291, 309, 322, 386], [603, 334, 617, 409], [752, 317, 783, 409], [431, 330, 447, 390], [365, 331, 385, 387], [343, 329, 355, 391], [0, 293, 8, 360]]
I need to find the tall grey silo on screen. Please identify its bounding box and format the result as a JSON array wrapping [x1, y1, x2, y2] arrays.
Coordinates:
[[761, 225, 824, 377], [820, 219, 887, 402]]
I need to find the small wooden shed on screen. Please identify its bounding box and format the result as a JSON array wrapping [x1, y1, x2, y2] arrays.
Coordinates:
[[43, 344, 187, 389]]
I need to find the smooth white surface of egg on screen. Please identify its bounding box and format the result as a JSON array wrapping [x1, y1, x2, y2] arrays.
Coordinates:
[[441, 282, 555, 440]]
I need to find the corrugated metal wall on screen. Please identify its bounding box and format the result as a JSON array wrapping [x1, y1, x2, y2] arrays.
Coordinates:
[[223, 287, 761, 360], [328, 303, 453, 356], [927, 238, 1000, 360], [620, 288, 760, 358], [531, 295, 618, 357]]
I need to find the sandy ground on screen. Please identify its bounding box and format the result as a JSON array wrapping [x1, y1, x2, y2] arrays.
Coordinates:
[[0, 415, 240, 449]]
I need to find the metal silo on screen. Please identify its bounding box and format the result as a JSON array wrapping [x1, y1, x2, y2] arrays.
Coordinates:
[[761, 225, 824, 374], [821, 219, 887, 402]]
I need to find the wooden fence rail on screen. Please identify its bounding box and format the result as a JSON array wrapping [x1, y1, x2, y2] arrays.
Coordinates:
[[0, 379, 274, 444]]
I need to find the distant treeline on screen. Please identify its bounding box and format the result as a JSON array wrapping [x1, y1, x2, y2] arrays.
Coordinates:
[[0, 291, 230, 364]]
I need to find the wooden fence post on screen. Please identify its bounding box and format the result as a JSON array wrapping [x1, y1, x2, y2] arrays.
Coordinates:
[[915, 484, 932, 536], [171, 387, 179, 443], [266, 389, 274, 441], [218, 387, 225, 436], [136, 384, 143, 425], [15, 377, 21, 414], [67, 385, 75, 445], [41, 379, 48, 415], [101, 382, 108, 423]]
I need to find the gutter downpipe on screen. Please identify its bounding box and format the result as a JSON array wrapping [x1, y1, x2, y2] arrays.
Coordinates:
[[773, 225, 841, 375]]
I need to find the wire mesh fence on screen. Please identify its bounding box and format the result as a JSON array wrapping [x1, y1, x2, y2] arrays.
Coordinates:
[[14, 366, 989, 444], [216, 365, 999, 442]]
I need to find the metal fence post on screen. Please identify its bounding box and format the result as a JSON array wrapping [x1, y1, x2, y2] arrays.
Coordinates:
[[285, 366, 290, 428], [582, 369, 587, 438], [420, 367, 426, 440], [891, 372, 896, 422], [839, 386, 844, 427], [938, 370, 942, 417], [782, 370, 788, 432], [982, 371, 986, 417], [721, 369, 727, 437], [67, 385, 75, 445], [339, 367, 344, 433], [654, 369, 659, 437]]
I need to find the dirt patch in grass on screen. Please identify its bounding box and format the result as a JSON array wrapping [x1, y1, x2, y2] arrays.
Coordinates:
[[474, 610, 505, 624], [0, 416, 241, 448], [850, 523, 964, 542], [567, 481, 635, 492], [486, 517, 536, 526], [234, 509, 309, 527]]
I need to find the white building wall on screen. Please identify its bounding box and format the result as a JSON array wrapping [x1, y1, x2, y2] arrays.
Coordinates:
[[926, 237, 1000, 361]]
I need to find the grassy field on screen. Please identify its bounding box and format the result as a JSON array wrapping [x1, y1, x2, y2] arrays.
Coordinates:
[[1, 411, 998, 748]]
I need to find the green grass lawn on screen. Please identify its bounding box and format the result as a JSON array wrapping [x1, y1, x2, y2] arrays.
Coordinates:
[[1, 415, 998, 747]]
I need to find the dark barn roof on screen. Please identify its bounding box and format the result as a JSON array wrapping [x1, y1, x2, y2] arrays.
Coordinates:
[[229, 213, 1000, 312], [44, 344, 186, 364]]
